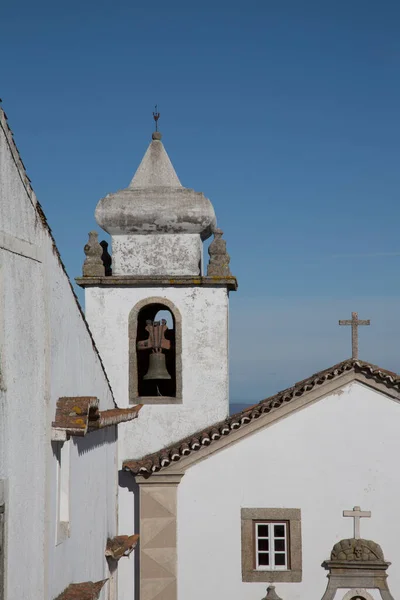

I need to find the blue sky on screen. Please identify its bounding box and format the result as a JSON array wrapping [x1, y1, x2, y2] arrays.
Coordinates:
[[2, 1, 400, 402]]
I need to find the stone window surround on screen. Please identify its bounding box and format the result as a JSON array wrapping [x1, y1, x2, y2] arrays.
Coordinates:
[[241, 508, 302, 583], [129, 296, 182, 405]]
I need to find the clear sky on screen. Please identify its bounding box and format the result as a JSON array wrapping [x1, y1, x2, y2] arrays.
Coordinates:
[[2, 1, 400, 402]]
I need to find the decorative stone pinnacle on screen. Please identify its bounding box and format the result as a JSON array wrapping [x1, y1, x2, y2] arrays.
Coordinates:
[[152, 131, 162, 141], [100, 240, 112, 276], [83, 231, 105, 277], [262, 585, 282, 600], [207, 228, 231, 276]]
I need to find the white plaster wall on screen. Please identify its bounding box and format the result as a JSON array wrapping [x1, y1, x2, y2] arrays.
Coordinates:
[[85, 285, 230, 459], [177, 382, 400, 600], [0, 115, 117, 600], [85, 284, 229, 600], [112, 233, 202, 276], [117, 474, 138, 600]]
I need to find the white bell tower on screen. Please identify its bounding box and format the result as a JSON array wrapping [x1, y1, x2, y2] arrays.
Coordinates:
[[77, 128, 237, 459]]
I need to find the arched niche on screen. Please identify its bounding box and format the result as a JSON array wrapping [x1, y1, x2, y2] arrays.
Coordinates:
[[342, 591, 375, 600], [129, 297, 182, 404]]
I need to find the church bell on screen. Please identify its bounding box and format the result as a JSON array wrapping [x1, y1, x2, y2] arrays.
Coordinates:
[[144, 351, 171, 380]]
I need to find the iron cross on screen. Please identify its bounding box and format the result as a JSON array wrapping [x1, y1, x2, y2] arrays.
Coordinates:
[[339, 312, 370, 359], [343, 505, 371, 539]]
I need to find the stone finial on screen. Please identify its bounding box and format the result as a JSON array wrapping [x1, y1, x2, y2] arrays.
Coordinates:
[[330, 538, 384, 562], [100, 240, 112, 276], [262, 585, 282, 600], [207, 228, 231, 276], [83, 231, 105, 277]]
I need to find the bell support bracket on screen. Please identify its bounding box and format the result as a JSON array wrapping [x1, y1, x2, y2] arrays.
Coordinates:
[[137, 320, 171, 353]]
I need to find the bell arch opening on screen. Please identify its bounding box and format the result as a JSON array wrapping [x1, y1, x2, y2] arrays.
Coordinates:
[[129, 297, 182, 405], [342, 590, 374, 600]]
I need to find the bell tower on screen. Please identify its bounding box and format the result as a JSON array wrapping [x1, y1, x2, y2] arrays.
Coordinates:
[[77, 125, 237, 458]]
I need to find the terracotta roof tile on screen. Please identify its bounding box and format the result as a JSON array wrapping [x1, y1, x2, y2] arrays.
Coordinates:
[[105, 534, 139, 560], [98, 407, 143, 428], [54, 579, 106, 600], [52, 397, 142, 439], [123, 359, 400, 477], [52, 397, 99, 436]]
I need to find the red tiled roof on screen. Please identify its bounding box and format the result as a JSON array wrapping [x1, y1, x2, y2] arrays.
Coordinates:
[[123, 359, 400, 477], [52, 397, 142, 439], [105, 534, 139, 560], [54, 580, 106, 600], [98, 408, 142, 428]]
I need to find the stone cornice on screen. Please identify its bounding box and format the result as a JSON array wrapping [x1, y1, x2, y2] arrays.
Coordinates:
[[76, 274, 238, 291]]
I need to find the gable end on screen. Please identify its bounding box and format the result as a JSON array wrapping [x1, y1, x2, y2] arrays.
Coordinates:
[[123, 359, 400, 478]]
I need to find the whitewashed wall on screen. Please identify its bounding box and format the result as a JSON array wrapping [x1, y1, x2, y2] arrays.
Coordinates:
[[85, 285, 230, 459], [85, 284, 230, 600], [177, 382, 400, 600], [0, 112, 118, 600], [111, 233, 203, 276]]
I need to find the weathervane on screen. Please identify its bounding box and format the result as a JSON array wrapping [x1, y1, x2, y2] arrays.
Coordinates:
[[153, 105, 160, 132]]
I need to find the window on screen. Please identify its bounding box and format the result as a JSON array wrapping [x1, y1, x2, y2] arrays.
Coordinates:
[[255, 522, 288, 570], [241, 508, 302, 583]]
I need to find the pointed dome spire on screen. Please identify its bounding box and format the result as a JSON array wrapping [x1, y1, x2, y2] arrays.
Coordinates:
[[129, 132, 182, 189], [95, 132, 216, 240]]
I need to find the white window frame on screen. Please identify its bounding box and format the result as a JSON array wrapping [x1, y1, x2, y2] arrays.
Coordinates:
[[255, 521, 288, 571]]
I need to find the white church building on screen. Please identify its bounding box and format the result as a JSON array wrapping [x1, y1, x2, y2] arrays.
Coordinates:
[[2, 105, 400, 600]]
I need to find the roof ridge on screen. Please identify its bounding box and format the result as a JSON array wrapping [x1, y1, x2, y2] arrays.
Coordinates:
[[0, 107, 116, 405], [123, 358, 400, 477]]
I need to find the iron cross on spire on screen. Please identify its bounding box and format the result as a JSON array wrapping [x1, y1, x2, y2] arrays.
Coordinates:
[[339, 312, 370, 359], [343, 506, 371, 539]]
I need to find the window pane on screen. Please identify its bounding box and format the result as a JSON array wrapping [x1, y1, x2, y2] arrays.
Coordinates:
[[274, 539, 285, 552], [274, 524, 285, 537], [258, 539, 269, 551], [257, 525, 269, 537], [274, 553, 286, 566], [258, 553, 269, 566]]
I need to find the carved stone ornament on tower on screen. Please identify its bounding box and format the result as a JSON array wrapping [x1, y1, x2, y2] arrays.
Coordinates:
[[262, 584, 283, 600], [100, 240, 112, 276], [207, 228, 231, 276], [82, 231, 105, 277], [320, 507, 394, 600]]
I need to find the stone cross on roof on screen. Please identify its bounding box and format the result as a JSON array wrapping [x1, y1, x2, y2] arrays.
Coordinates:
[[343, 505, 371, 539], [339, 312, 370, 359]]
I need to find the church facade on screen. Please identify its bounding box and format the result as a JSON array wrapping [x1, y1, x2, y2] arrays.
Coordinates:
[[1, 105, 400, 600]]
